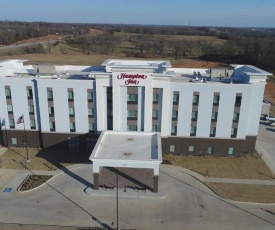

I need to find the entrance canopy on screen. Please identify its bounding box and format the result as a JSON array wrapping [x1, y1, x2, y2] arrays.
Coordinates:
[[89, 131, 162, 176]]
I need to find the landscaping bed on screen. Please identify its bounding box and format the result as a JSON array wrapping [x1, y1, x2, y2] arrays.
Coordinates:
[[19, 175, 52, 191]]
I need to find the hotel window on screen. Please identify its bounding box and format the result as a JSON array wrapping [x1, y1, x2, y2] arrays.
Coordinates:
[[210, 127, 216, 137], [193, 95, 199, 105], [211, 112, 218, 121], [87, 91, 93, 101], [47, 90, 53, 100], [29, 105, 34, 114], [27, 88, 33, 99], [49, 121, 55, 131], [171, 125, 177, 135], [7, 104, 13, 113], [11, 138, 17, 145], [172, 110, 178, 119], [228, 147, 234, 155], [68, 91, 74, 101], [173, 94, 179, 104], [188, 146, 195, 154], [191, 111, 198, 121], [127, 110, 138, 118], [89, 123, 94, 132], [153, 93, 159, 103], [213, 95, 220, 105], [190, 126, 197, 136], [69, 107, 75, 117], [152, 125, 158, 132], [88, 108, 94, 116], [5, 88, 11, 98], [231, 128, 238, 138], [152, 110, 158, 119], [207, 147, 214, 154], [169, 145, 176, 153], [235, 95, 242, 106], [127, 125, 137, 131], [48, 106, 54, 116], [233, 112, 239, 122], [30, 119, 36, 129], [127, 94, 138, 103], [70, 122, 75, 132], [9, 119, 15, 128]]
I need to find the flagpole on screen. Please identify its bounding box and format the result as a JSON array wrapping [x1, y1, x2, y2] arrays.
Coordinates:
[[22, 115, 29, 161]]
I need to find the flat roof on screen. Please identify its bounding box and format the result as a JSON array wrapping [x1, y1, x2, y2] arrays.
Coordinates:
[[90, 131, 162, 162]]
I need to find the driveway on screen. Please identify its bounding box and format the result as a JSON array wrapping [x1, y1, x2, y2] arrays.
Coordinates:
[[0, 164, 274, 230], [256, 121, 275, 175]]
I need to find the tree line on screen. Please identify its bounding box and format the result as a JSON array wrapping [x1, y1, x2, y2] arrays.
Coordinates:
[[1, 21, 275, 71]]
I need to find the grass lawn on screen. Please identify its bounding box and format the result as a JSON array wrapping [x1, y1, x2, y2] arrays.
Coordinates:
[[207, 183, 275, 203], [163, 153, 275, 180]]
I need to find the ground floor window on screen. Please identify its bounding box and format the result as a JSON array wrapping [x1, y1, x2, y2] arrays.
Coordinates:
[[11, 138, 17, 145], [207, 147, 214, 154], [169, 145, 175, 153], [228, 147, 234, 155], [188, 146, 195, 154]]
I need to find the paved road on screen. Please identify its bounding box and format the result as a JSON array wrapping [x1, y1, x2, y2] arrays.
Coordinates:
[[0, 40, 59, 51], [256, 120, 275, 175], [0, 164, 274, 230]]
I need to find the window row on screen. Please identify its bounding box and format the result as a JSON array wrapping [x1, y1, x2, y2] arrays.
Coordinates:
[[171, 125, 238, 138], [49, 121, 94, 132], [47, 90, 93, 101], [47, 107, 94, 117], [168, 111, 239, 123], [8, 119, 36, 129], [169, 145, 235, 155], [5, 88, 33, 99]]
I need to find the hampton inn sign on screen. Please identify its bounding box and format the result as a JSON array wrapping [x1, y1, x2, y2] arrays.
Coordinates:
[[117, 73, 148, 85]]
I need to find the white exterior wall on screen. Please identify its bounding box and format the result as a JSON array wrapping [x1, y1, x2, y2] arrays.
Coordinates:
[[0, 78, 37, 130], [37, 79, 94, 133]]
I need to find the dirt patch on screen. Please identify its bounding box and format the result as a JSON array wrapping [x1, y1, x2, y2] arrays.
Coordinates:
[[0, 148, 90, 171], [163, 153, 275, 180], [207, 183, 275, 203]]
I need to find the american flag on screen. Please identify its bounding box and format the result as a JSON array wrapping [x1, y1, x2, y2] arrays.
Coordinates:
[[16, 115, 24, 124]]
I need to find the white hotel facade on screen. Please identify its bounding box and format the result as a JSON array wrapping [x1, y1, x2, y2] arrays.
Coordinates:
[[0, 59, 272, 156]]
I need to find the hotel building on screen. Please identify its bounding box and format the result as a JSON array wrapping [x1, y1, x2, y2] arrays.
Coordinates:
[[0, 59, 272, 156]]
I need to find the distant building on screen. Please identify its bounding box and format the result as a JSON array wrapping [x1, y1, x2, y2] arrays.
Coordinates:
[[0, 59, 272, 156]]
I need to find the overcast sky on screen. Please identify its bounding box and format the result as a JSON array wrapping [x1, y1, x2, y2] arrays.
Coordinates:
[[1, 0, 275, 27]]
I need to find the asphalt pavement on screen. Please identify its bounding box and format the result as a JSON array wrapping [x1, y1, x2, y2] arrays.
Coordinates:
[[256, 120, 275, 175]]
